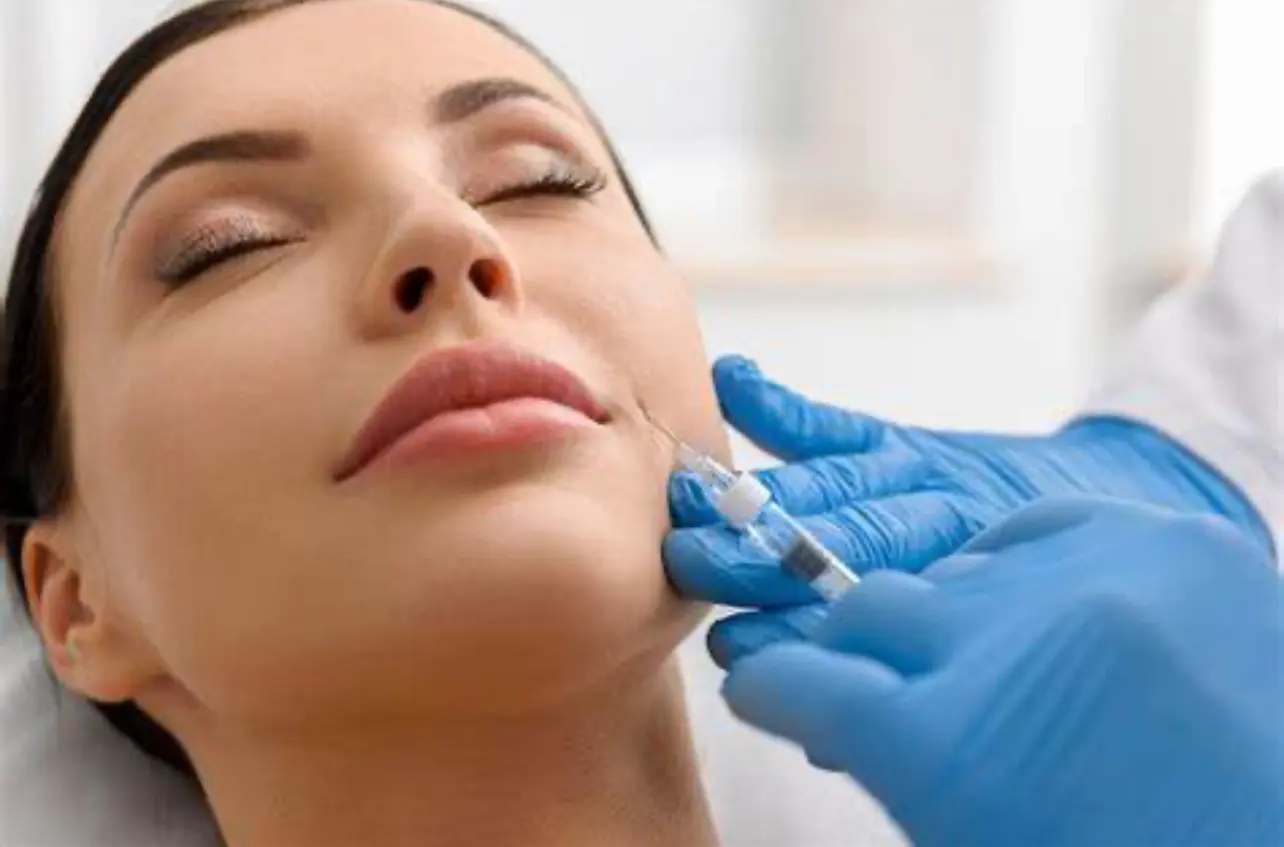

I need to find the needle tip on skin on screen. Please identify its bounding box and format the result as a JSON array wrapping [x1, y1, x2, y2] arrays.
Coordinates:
[[638, 400, 681, 447]]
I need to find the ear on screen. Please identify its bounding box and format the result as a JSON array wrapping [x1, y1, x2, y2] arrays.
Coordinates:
[[22, 519, 162, 703]]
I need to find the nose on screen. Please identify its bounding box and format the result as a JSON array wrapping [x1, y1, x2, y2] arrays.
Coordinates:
[[356, 198, 520, 340]]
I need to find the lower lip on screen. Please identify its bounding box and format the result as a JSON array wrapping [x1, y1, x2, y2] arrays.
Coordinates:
[[362, 398, 598, 474]]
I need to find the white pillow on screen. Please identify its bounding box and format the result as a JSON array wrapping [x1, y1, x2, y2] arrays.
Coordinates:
[[0, 578, 219, 847]]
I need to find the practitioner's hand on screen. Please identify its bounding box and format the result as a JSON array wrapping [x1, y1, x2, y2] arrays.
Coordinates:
[[724, 498, 1284, 847], [663, 356, 1271, 667]]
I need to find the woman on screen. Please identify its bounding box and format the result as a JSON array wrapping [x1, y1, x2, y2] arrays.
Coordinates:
[[1, 1, 732, 844]]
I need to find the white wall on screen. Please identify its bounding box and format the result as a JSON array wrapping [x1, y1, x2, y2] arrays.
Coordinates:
[[481, 0, 766, 143], [1199, 0, 1284, 240]]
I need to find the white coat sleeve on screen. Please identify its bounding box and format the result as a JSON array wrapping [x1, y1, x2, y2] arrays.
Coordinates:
[[1085, 169, 1283, 549]]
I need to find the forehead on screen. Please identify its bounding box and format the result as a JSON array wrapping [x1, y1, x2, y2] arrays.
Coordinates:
[[62, 0, 588, 259]]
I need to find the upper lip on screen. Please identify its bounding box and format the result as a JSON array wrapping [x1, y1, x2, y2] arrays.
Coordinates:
[[335, 341, 610, 481]]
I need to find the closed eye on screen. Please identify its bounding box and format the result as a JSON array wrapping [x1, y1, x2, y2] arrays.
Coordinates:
[[158, 218, 297, 286], [473, 164, 607, 207]]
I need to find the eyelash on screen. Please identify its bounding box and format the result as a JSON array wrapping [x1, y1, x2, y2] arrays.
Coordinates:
[[160, 165, 607, 286], [160, 219, 295, 285], [471, 163, 608, 207]]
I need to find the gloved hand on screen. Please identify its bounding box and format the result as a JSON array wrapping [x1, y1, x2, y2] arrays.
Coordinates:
[[723, 497, 1284, 847], [664, 356, 1273, 666]]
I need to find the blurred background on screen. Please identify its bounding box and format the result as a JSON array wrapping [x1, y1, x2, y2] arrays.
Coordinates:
[[0, 2, 1280, 844]]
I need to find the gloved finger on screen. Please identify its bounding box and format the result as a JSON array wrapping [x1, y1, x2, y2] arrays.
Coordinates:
[[958, 496, 1105, 555], [667, 471, 721, 527], [713, 356, 889, 461], [756, 448, 933, 517], [920, 497, 1154, 584], [707, 605, 829, 669], [815, 571, 950, 676], [663, 524, 820, 607], [667, 447, 931, 528], [723, 644, 935, 798], [806, 492, 996, 574], [723, 643, 908, 773], [917, 552, 991, 582]]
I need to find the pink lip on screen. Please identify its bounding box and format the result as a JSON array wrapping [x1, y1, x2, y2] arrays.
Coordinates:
[[335, 342, 610, 481]]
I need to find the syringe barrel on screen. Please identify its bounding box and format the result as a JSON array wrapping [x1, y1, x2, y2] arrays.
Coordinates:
[[741, 503, 860, 601]]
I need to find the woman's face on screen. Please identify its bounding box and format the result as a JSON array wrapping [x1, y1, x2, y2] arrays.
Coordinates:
[[36, 0, 727, 730]]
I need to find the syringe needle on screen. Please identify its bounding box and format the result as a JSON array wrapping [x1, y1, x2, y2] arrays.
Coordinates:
[[639, 404, 737, 488], [639, 402, 681, 446]]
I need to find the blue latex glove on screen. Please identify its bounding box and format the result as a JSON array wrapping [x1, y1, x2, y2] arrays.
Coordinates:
[[664, 356, 1273, 666], [723, 497, 1284, 847]]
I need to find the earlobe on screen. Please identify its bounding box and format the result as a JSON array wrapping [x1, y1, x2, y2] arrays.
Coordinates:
[[21, 520, 159, 703]]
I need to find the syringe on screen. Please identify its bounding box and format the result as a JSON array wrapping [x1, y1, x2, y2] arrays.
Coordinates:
[[645, 410, 860, 602]]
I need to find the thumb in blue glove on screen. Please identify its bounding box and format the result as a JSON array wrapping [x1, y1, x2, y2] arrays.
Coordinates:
[[722, 498, 1284, 847]]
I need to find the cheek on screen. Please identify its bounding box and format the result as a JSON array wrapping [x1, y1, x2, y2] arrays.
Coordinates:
[[68, 279, 341, 634], [527, 234, 728, 461]]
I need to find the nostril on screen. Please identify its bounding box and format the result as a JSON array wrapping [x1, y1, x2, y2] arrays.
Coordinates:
[[395, 267, 434, 313], [468, 258, 504, 299]]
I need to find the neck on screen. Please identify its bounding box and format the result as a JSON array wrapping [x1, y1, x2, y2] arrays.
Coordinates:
[[187, 660, 718, 847]]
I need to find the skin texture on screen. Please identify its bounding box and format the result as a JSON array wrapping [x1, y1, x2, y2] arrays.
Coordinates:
[[19, 2, 728, 844]]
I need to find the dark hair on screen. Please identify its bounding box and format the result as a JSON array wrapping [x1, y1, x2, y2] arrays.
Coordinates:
[[0, 0, 653, 781]]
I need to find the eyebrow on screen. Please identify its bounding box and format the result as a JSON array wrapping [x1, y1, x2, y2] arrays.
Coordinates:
[[434, 77, 564, 124], [111, 76, 567, 249], [112, 130, 309, 246]]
